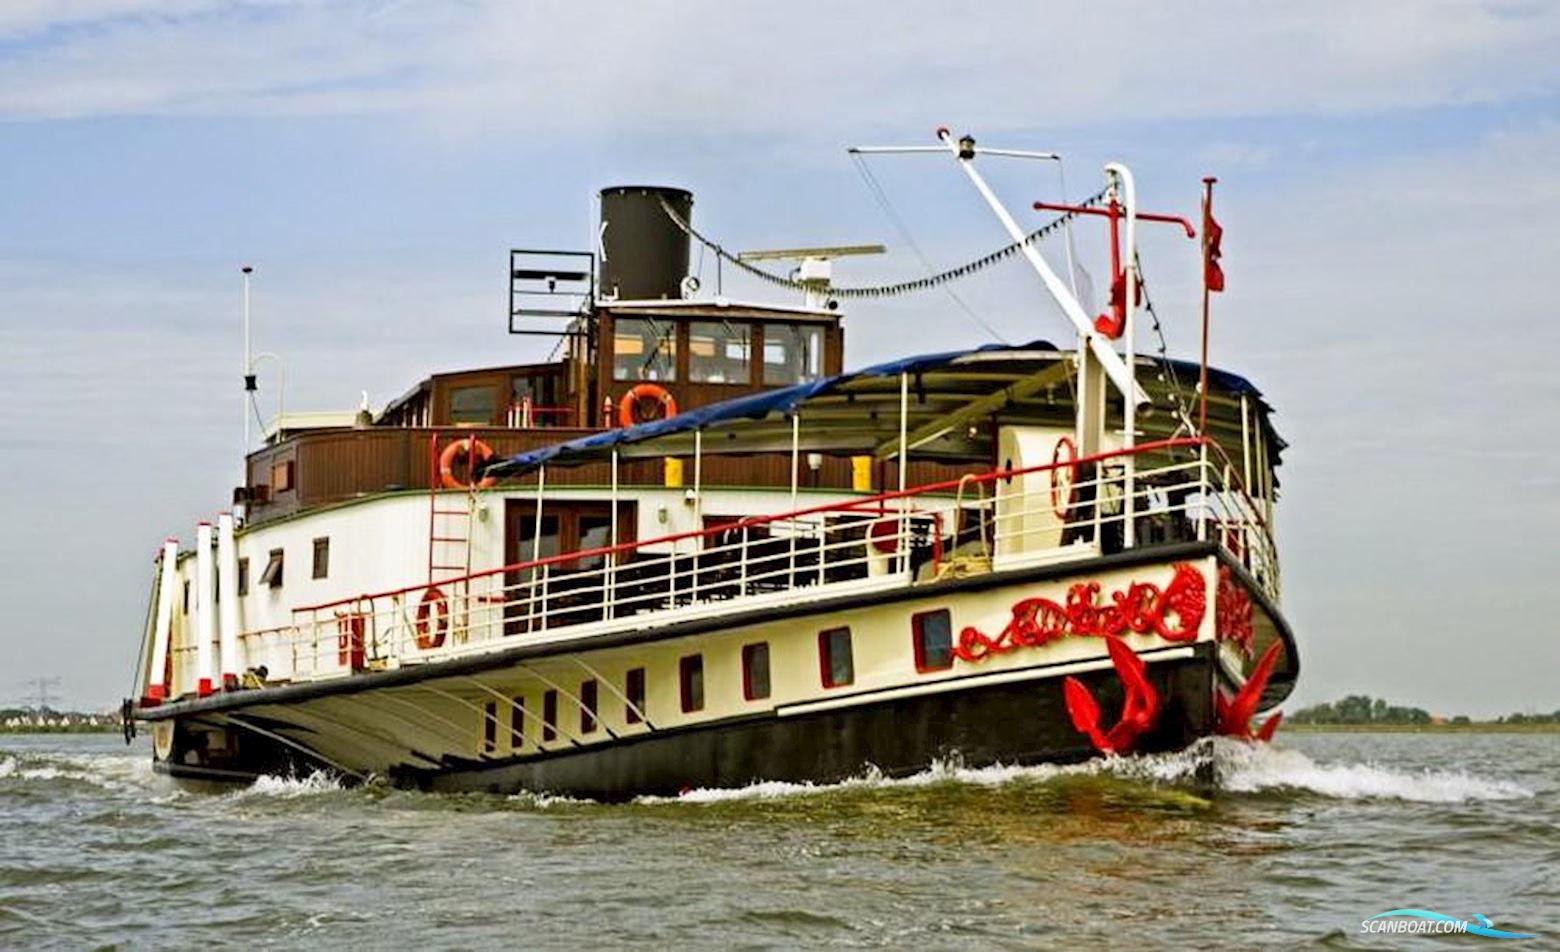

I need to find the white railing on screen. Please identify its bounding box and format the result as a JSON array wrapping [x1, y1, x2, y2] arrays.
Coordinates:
[[221, 437, 1275, 689]]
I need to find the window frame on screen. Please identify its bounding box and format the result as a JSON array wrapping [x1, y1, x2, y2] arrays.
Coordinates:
[[687, 320, 752, 385], [912, 609, 955, 673], [741, 642, 771, 701], [482, 701, 497, 754], [612, 316, 679, 383], [258, 548, 284, 589], [236, 557, 249, 596], [311, 536, 330, 580], [818, 626, 854, 689], [448, 383, 498, 425], [579, 679, 599, 734], [510, 697, 526, 750], [542, 689, 558, 742], [761, 322, 824, 386], [679, 654, 705, 713]]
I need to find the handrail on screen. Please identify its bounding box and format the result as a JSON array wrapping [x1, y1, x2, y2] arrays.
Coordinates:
[[290, 436, 1206, 615]]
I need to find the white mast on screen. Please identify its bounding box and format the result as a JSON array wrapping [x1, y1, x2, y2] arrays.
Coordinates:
[[194, 521, 216, 696], [217, 512, 240, 690]]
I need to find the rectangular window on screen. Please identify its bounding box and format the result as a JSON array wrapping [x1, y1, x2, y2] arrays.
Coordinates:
[[449, 384, 497, 425], [311, 537, 330, 580], [271, 459, 295, 493], [542, 689, 558, 742], [237, 557, 249, 596], [258, 548, 284, 589], [625, 667, 646, 724], [679, 654, 704, 713], [762, 323, 823, 385], [741, 642, 771, 701], [819, 626, 854, 688], [580, 679, 599, 734], [482, 701, 497, 754], [613, 317, 678, 382], [688, 321, 751, 384], [182, 579, 190, 614], [913, 609, 955, 672], [510, 697, 525, 750]]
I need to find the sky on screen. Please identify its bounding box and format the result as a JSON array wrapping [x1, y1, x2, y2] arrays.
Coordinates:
[[0, 0, 1557, 716]]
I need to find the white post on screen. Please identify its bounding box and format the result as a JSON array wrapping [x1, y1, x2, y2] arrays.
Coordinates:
[[217, 512, 240, 690], [146, 539, 178, 702], [936, 130, 1146, 407], [242, 266, 253, 458], [898, 372, 909, 567], [194, 522, 216, 696], [788, 413, 800, 582], [1105, 163, 1139, 549], [608, 449, 619, 618]]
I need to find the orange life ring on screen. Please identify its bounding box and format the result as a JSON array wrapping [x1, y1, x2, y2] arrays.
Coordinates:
[[414, 586, 449, 650], [439, 438, 496, 490], [618, 384, 678, 428], [1050, 436, 1078, 519]]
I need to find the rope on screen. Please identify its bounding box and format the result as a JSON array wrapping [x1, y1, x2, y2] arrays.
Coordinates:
[[657, 187, 1110, 301], [1135, 258, 1200, 439]]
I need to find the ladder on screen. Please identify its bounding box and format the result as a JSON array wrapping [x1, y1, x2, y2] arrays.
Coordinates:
[[427, 433, 478, 588]]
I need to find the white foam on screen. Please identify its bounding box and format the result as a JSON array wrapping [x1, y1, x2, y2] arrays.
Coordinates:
[[241, 770, 346, 798], [1213, 740, 1534, 802]]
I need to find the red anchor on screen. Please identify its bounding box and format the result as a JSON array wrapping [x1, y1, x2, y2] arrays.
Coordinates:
[[1215, 641, 1285, 741], [1063, 636, 1161, 755]]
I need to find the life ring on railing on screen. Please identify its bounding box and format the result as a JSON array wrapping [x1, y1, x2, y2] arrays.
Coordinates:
[[869, 515, 902, 554], [414, 586, 449, 650], [618, 384, 678, 428], [1050, 436, 1078, 519], [440, 438, 496, 490]]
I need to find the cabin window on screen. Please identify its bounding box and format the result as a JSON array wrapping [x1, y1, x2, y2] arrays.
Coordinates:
[[613, 317, 678, 382], [237, 557, 249, 596], [679, 654, 704, 713], [913, 609, 955, 672], [580, 679, 599, 734], [510, 697, 526, 749], [311, 537, 330, 579], [258, 548, 284, 589], [688, 321, 751, 384], [450, 384, 497, 425], [271, 460, 295, 493], [182, 579, 190, 614], [482, 701, 497, 754], [819, 626, 854, 688], [742, 642, 771, 701], [625, 667, 646, 723], [763, 323, 823, 385], [542, 689, 558, 741]]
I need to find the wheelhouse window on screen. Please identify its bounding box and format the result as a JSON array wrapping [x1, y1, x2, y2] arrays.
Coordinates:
[[742, 642, 771, 701], [625, 667, 646, 724], [613, 317, 678, 382], [819, 627, 854, 688], [913, 609, 955, 672], [542, 689, 558, 742], [311, 537, 329, 580], [449, 384, 497, 425], [763, 323, 823, 385], [679, 654, 704, 713], [688, 321, 751, 384], [580, 679, 599, 734], [271, 460, 295, 493], [258, 548, 284, 589]]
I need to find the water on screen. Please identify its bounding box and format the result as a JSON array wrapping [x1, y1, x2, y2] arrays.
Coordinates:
[[1, 732, 1554, 950]]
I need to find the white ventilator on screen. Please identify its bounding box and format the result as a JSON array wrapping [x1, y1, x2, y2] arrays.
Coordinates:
[[217, 513, 240, 689], [194, 521, 216, 696], [146, 538, 178, 701]]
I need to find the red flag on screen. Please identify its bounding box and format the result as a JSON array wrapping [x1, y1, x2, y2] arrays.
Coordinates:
[[1204, 215, 1225, 292]]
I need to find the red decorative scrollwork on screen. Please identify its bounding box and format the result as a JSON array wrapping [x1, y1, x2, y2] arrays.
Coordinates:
[[952, 563, 1207, 663], [1215, 567, 1255, 659]]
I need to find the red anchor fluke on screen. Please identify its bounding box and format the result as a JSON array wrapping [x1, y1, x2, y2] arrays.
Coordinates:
[[1063, 636, 1161, 755], [1216, 641, 1285, 740]]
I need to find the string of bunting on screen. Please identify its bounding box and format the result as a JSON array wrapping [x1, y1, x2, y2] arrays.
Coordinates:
[[657, 187, 1111, 300]]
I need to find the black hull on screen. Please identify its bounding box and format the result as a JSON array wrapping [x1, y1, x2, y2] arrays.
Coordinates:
[[408, 642, 1217, 801]]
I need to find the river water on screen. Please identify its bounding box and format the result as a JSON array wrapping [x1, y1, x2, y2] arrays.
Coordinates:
[[1, 731, 1554, 950]]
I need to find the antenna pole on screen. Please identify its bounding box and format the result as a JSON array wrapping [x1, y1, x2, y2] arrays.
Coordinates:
[[933, 129, 1146, 406], [241, 266, 255, 455], [1199, 178, 1215, 436]]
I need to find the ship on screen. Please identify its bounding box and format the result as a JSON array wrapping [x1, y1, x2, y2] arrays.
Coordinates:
[[126, 130, 1297, 799]]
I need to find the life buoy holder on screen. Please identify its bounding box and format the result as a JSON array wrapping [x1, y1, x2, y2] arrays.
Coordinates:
[[618, 384, 678, 428], [869, 515, 902, 554], [1050, 436, 1078, 519], [414, 586, 449, 650], [440, 438, 496, 490]]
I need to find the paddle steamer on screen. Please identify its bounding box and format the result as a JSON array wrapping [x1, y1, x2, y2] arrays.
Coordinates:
[[128, 131, 1297, 798]]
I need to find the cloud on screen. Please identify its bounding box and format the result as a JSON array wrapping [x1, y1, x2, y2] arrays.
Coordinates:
[[1, 1, 1558, 131]]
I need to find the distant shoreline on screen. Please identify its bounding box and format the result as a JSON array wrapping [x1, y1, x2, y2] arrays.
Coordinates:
[[0, 725, 118, 735], [1284, 723, 1560, 734]]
